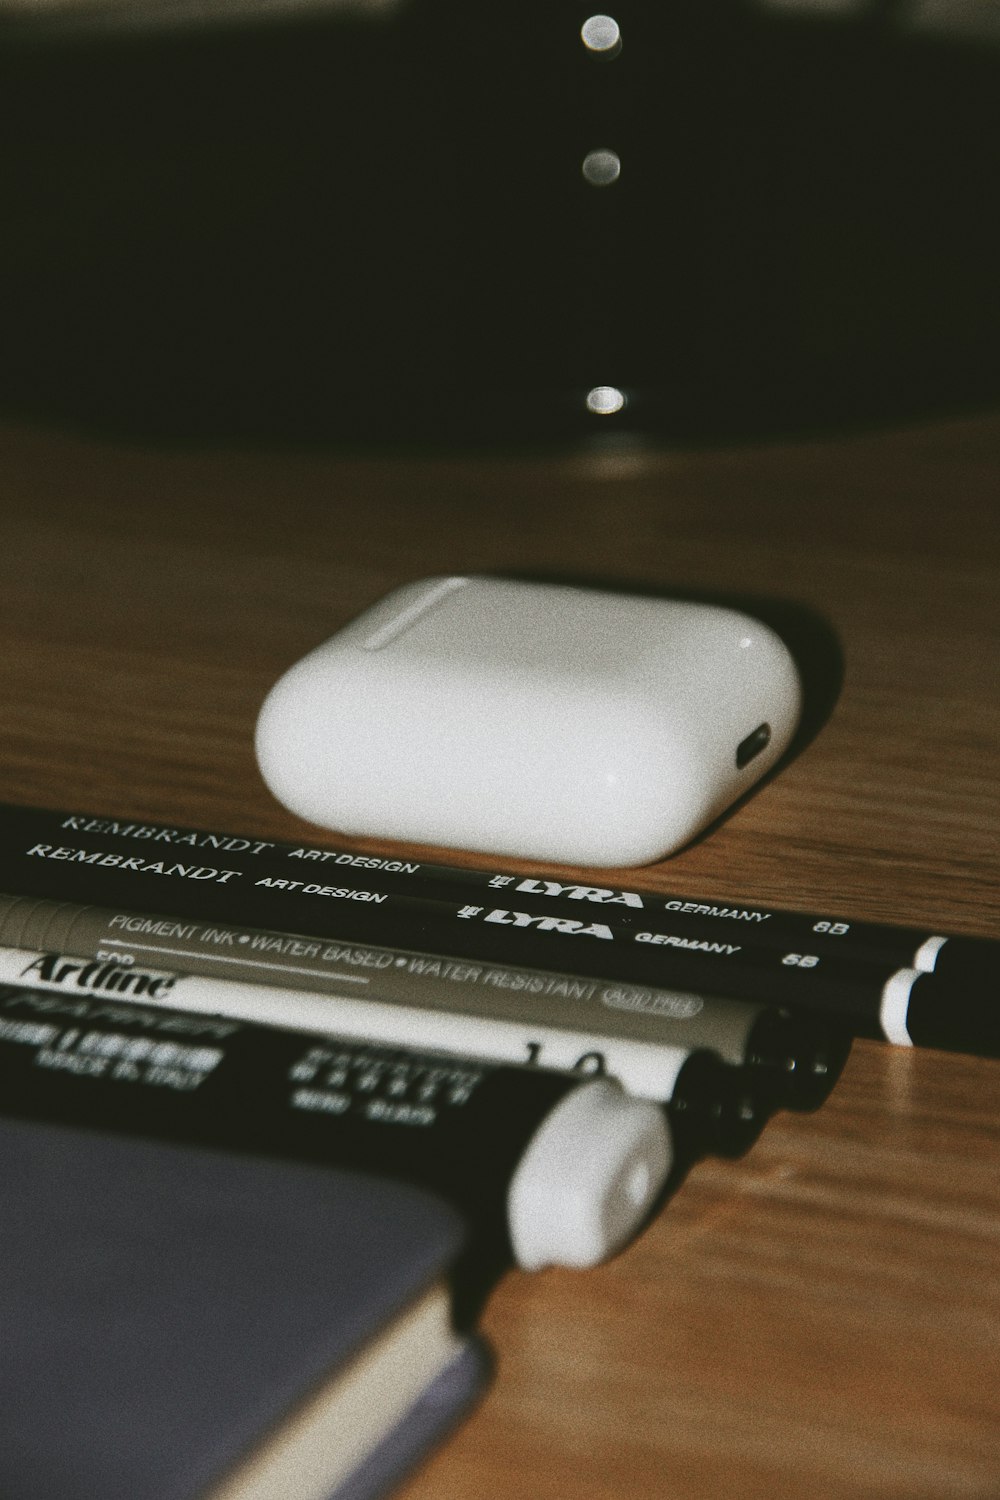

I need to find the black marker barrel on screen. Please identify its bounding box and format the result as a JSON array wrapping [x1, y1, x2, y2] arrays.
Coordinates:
[[2, 800, 994, 983], [666, 1049, 765, 1163], [0, 984, 671, 1270], [742, 1006, 851, 1113], [0, 943, 782, 1163], [0, 894, 849, 1110]]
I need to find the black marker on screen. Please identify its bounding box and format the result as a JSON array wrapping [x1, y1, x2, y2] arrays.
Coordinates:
[[0, 894, 850, 1112], [2, 801, 994, 984], [0, 945, 772, 1161], [0, 983, 674, 1271]]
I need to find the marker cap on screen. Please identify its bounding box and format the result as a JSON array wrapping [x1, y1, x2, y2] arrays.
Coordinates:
[[744, 1008, 853, 1112], [666, 1050, 769, 1162], [506, 1078, 671, 1270]]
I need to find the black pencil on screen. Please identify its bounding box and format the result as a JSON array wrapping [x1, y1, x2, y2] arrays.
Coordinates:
[[0, 801, 995, 1056], [2, 800, 995, 983]]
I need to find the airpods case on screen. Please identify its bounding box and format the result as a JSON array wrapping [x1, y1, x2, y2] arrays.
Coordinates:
[[255, 576, 802, 867]]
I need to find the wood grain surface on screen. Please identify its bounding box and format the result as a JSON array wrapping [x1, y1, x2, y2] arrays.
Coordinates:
[[0, 410, 997, 1499]]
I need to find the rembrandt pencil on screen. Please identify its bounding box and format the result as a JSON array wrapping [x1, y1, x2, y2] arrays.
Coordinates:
[[0, 802, 994, 1054], [0, 982, 672, 1270], [0, 842, 990, 1056], [0, 893, 849, 1112], [1, 800, 994, 983]]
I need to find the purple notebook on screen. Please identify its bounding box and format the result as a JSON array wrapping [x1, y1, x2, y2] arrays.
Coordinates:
[[0, 1116, 488, 1500]]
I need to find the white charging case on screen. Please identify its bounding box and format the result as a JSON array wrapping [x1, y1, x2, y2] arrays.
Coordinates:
[[255, 576, 802, 867]]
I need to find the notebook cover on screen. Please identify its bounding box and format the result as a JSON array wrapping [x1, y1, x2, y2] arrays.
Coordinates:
[[0, 1116, 481, 1500]]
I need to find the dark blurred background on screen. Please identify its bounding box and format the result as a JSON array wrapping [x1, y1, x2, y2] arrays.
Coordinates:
[[1, 0, 998, 447]]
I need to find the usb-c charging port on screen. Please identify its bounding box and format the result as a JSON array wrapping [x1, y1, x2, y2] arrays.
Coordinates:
[[736, 722, 771, 769]]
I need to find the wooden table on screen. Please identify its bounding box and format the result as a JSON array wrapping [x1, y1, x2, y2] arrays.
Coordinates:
[[0, 410, 997, 1499]]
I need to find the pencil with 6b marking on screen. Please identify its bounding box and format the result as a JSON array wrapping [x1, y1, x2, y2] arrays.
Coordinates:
[[0, 876, 983, 1056], [2, 804, 996, 1054], [1, 801, 996, 983], [0, 843, 917, 1027]]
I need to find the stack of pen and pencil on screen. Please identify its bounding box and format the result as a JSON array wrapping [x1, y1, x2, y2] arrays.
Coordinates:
[[0, 803, 997, 1274]]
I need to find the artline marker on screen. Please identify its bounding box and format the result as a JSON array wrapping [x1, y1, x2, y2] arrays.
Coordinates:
[[0, 895, 849, 1112], [2, 801, 995, 983], [0, 982, 670, 1271], [0, 947, 770, 1159]]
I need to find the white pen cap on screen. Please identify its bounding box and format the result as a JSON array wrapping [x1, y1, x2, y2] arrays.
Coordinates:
[[506, 1077, 671, 1270]]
